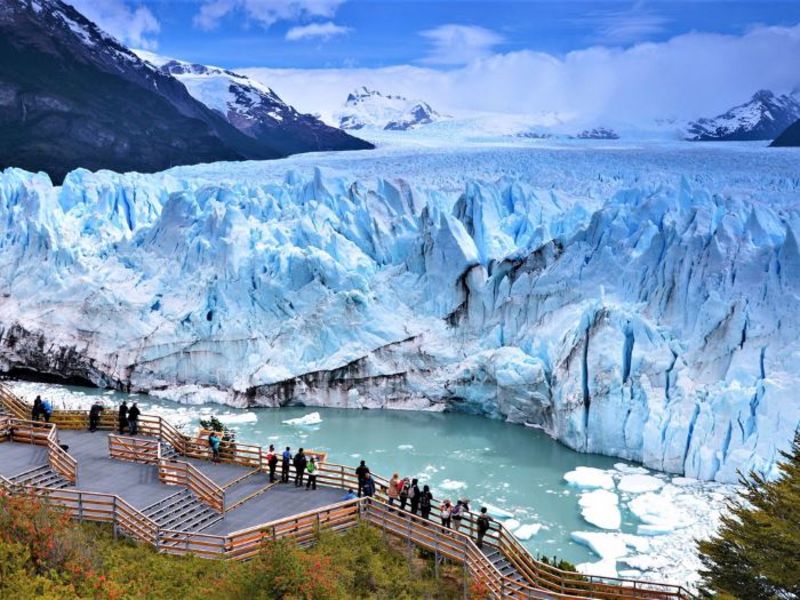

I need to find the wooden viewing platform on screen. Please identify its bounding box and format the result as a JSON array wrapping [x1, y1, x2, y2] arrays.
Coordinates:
[[0, 383, 693, 599]]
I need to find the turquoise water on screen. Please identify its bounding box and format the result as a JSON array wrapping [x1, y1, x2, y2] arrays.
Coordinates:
[[26, 383, 642, 565]]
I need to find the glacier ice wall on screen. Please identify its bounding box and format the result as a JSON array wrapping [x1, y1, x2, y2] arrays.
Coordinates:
[[1, 154, 798, 483]]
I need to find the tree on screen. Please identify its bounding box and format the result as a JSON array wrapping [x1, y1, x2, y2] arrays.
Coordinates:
[[698, 431, 800, 599]]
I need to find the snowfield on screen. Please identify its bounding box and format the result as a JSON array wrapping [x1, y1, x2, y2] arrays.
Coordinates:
[[1, 138, 799, 484]]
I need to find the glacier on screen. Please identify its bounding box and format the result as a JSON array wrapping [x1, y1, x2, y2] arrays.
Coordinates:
[[1, 141, 799, 484]]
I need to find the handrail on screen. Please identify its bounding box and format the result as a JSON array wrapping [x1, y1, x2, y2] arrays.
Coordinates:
[[108, 434, 161, 464], [0, 382, 692, 599], [158, 458, 225, 513], [46, 426, 78, 483]]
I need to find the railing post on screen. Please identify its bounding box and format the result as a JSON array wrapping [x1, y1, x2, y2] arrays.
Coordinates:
[[78, 492, 84, 523], [112, 495, 118, 539]]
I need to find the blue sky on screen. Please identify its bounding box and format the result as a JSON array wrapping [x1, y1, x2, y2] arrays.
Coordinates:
[[72, 1, 800, 69]]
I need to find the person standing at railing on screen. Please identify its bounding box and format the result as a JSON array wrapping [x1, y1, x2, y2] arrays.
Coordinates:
[[387, 473, 401, 506], [305, 457, 318, 490], [281, 446, 292, 483], [267, 444, 278, 483], [42, 398, 52, 423], [128, 402, 141, 436], [420, 485, 433, 520], [355, 460, 370, 497], [294, 448, 307, 487], [88, 401, 104, 432], [209, 431, 221, 462], [440, 499, 453, 528], [362, 473, 376, 497], [451, 499, 468, 532], [476, 507, 493, 549], [32, 396, 44, 421], [399, 477, 411, 510], [118, 401, 129, 434], [409, 478, 420, 515]]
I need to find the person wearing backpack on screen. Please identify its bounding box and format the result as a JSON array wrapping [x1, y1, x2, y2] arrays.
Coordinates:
[[355, 460, 370, 497], [399, 478, 410, 511], [387, 473, 401, 506], [440, 499, 453, 528], [420, 485, 433, 520], [42, 398, 53, 423], [293, 448, 307, 487], [452, 499, 467, 532], [127, 402, 141, 435], [267, 445, 278, 483], [306, 457, 318, 490], [476, 507, 493, 549], [281, 447, 292, 483]]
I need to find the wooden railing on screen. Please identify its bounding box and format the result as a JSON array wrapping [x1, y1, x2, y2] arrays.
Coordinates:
[[0, 383, 692, 599], [0, 385, 30, 419], [1, 416, 78, 484], [47, 425, 78, 483], [108, 434, 161, 464], [158, 459, 225, 513]]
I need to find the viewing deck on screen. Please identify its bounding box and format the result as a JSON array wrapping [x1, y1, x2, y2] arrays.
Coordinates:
[[0, 383, 693, 599]]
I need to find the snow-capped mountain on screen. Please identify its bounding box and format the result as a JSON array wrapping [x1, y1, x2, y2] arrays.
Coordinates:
[[1, 143, 798, 485], [771, 119, 800, 146], [151, 57, 372, 155], [686, 90, 800, 141], [337, 87, 445, 131], [0, 0, 369, 183], [576, 127, 620, 140]]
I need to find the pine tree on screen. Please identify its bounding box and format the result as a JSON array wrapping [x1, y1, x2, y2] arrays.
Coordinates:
[[698, 431, 800, 599]]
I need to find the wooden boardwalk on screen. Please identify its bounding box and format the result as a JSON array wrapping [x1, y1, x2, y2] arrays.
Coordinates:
[[0, 383, 693, 600]]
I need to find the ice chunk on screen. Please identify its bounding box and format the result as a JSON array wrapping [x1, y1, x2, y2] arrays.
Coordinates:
[[614, 463, 650, 475], [483, 503, 515, 519], [577, 559, 618, 579], [217, 412, 258, 425], [628, 492, 694, 535], [579, 489, 621, 530], [440, 479, 466, 491], [502, 519, 521, 532], [617, 474, 664, 494], [570, 531, 628, 560], [282, 412, 323, 426], [564, 467, 615, 490], [513, 524, 541, 540]]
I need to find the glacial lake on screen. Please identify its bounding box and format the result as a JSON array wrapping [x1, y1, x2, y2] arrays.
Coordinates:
[[9, 381, 654, 565]]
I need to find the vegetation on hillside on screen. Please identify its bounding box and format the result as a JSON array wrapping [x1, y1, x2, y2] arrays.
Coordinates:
[[698, 431, 800, 599], [0, 493, 467, 599]]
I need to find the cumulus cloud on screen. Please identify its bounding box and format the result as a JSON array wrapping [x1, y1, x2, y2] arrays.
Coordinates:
[[241, 23, 800, 125], [69, 0, 160, 49], [286, 21, 351, 41], [194, 0, 345, 30], [419, 24, 505, 65]]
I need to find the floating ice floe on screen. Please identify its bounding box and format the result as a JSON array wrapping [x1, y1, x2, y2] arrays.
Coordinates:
[[628, 491, 693, 535], [282, 412, 323, 426], [513, 524, 541, 540], [217, 412, 258, 425], [617, 474, 664, 494], [397, 444, 414, 450], [564, 467, 615, 490], [571, 531, 628, 560], [614, 462, 650, 475], [440, 479, 466, 491], [502, 519, 521, 532], [483, 503, 515, 519], [577, 558, 618, 579], [579, 489, 621, 530]]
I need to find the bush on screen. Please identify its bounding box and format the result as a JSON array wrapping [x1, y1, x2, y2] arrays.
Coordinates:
[[698, 431, 800, 599]]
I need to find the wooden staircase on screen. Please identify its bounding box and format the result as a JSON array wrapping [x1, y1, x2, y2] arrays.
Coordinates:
[[142, 489, 222, 533], [9, 464, 72, 489]]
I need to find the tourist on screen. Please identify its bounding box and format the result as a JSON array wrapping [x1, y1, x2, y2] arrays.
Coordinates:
[[281, 447, 292, 483], [362, 473, 376, 498], [476, 507, 493, 549], [387, 473, 401, 506], [452, 499, 467, 532], [306, 457, 318, 490], [440, 499, 453, 528], [420, 485, 433, 520], [32, 396, 43, 421], [409, 478, 420, 515], [42, 398, 52, 422], [266, 445, 278, 483], [118, 401, 128, 434], [341, 489, 357, 501], [88, 400, 104, 432], [128, 402, 140, 435], [398, 477, 410, 511], [355, 460, 370, 497], [294, 448, 307, 487], [208, 431, 221, 461]]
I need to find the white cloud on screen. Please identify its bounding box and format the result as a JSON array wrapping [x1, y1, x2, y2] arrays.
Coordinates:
[[286, 21, 351, 41], [241, 23, 800, 125], [69, 0, 160, 49], [581, 1, 670, 45], [419, 24, 505, 65], [194, 0, 345, 30]]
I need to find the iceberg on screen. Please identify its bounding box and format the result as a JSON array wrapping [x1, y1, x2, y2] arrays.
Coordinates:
[[564, 467, 615, 490], [579, 489, 621, 529], [570, 531, 628, 560], [1, 142, 799, 485], [282, 412, 323, 426], [617, 474, 664, 494], [513, 523, 541, 540]]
